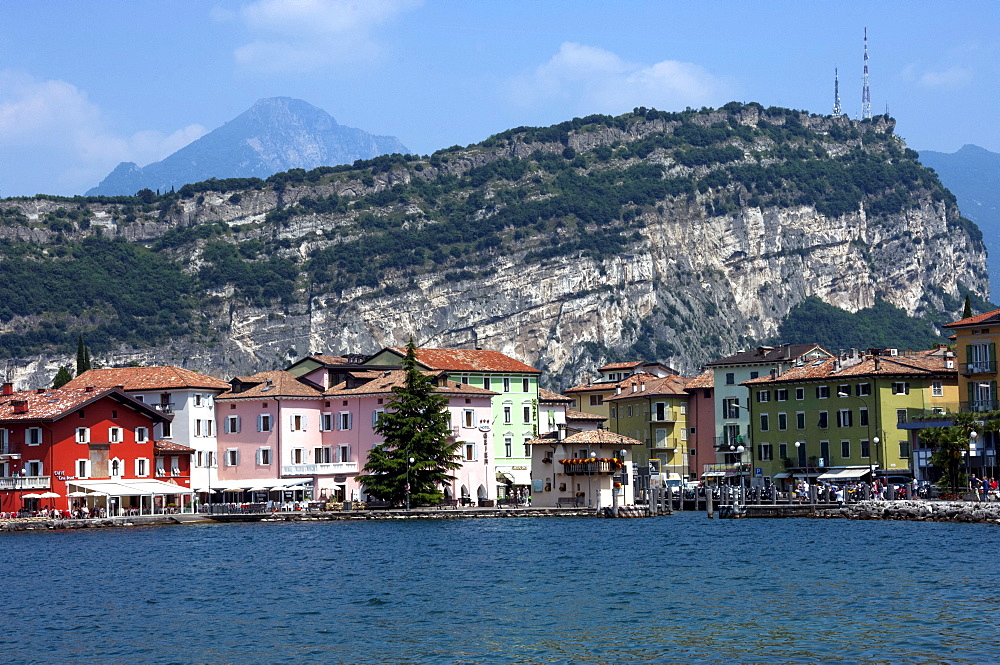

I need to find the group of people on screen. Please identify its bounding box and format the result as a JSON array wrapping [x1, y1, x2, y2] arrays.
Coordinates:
[[968, 475, 999, 501]]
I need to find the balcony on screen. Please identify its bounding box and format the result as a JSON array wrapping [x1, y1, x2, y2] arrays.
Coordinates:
[[648, 410, 680, 423], [962, 361, 997, 376], [961, 400, 1000, 413], [558, 459, 621, 475], [0, 476, 50, 490], [651, 438, 677, 450], [282, 462, 359, 476]]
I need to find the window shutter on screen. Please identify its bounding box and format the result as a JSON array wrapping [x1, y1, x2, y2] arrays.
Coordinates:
[[968, 382, 976, 404], [235, 416, 240, 433], [346, 413, 352, 430], [224, 418, 231, 434], [966, 344, 973, 364], [258, 415, 263, 432], [372, 411, 378, 427]]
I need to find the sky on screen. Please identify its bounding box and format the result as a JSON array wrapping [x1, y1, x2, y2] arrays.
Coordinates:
[[1, 0, 998, 197]]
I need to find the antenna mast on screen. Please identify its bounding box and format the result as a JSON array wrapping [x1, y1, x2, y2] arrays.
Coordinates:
[[861, 27, 871, 119], [833, 68, 842, 116]]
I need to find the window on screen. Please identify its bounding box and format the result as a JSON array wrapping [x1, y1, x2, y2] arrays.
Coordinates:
[[171, 456, 180, 476], [857, 383, 871, 396], [292, 448, 304, 464], [110, 428, 124, 443], [778, 413, 788, 431], [320, 413, 332, 431], [776, 389, 788, 402], [503, 377, 511, 392], [522, 378, 530, 392], [896, 409, 908, 425], [338, 413, 351, 431], [750, 371, 759, 380], [796, 412, 805, 430], [26, 427, 42, 446], [861, 439, 870, 457], [524, 437, 531, 457], [818, 411, 829, 428], [892, 382, 910, 395], [841, 440, 850, 458], [504, 406, 512, 424], [460, 376, 468, 385], [463, 410, 474, 428], [837, 409, 853, 428], [680, 427, 688, 441], [759, 414, 769, 431], [795, 387, 805, 400], [726, 373, 735, 385], [258, 414, 272, 432], [504, 437, 512, 457], [0, 429, 7, 454], [816, 386, 830, 399], [820, 440, 830, 463], [224, 449, 239, 466], [224, 415, 240, 434], [315, 447, 333, 464], [206, 420, 214, 436], [758, 443, 773, 461], [932, 381, 943, 398], [134, 458, 148, 476], [194, 394, 203, 407], [859, 408, 869, 427], [338, 445, 351, 463], [161, 420, 172, 438], [483, 377, 490, 391], [757, 390, 770, 403], [610, 407, 617, 418], [135, 427, 148, 443], [627, 405, 633, 418], [196, 451, 204, 467], [523, 405, 532, 424], [372, 410, 385, 427], [899, 440, 911, 458], [589, 394, 604, 406], [967, 343, 994, 374], [76, 427, 90, 444], [722, 398, 740, 419], [464, 443, 476, 461], [76, 459, 90, 478], [156, 457, 166, 477], [778, 442, 788, 460], [838, 385, 850, 398]]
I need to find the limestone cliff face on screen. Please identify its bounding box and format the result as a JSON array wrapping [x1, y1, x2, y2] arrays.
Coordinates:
[[0, 106, 988, 389]]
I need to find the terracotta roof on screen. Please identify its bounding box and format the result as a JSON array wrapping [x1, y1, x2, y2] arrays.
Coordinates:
[[943, 308, 1000, 328], [218, 371, 322, 399], [685, 370, 714, 390], [598, 361, 643, 371], [566, 409, 607, 422], [384, 347, 540, 374], [604, 375, 692, 402], [0, 387, 165, 422], [539, 388, 573, 403], [64, 366, 230, 391], [741, 353, 956, 386], [325, 370, 497, 398], [309, 354, 349, 365], [705, 344, 830, 367], [562, 381, 616, 394], [154, 440, 195, 454], [526, 429, 642, 447]]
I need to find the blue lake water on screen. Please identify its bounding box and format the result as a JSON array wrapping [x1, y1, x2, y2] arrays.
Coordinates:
[[1, 512, 998, 664]]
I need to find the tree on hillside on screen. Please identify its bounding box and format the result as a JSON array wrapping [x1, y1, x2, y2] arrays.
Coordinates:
[[52, 366, 73, 389], [963, 294, 973, 319], [76, 335, 92, 376], [357, 338, 461, 506]]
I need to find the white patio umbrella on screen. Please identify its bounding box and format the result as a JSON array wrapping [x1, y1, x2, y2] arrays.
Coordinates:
[[39, 491, 61, 499], [247, 486, 269, 492], [21, 493, 42, 499], [67, 491, 90, 498]]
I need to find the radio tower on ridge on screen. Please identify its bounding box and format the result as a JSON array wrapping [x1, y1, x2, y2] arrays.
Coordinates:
[[833, 68, 842, 115], [861, 27, 872, 119]]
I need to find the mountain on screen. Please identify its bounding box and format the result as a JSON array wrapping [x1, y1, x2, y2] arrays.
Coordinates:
[[0, 103, 989, 389], [85, 97, 409, 196], [918, 144, 1000, 297]]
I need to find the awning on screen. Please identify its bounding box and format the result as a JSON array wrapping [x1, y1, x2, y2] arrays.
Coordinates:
[[702, 471, 726, 478], [495, 466, 530, 485], [772, 473, 792, 479], [818, 468, 872, 481], [68, 479, 194, 496]]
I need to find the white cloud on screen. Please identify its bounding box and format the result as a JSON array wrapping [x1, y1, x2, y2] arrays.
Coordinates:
[[901, 63, 973, 89], [0, 70, 206, 195], [230, 0, 422, 74], [507, 43, 731, 114]]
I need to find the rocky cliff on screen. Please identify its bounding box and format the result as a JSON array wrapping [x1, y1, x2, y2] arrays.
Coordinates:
[[0, 104, 989, 389]]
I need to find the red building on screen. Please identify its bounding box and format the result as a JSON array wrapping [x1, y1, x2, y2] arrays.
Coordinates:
[[0, 382, 191, 516]]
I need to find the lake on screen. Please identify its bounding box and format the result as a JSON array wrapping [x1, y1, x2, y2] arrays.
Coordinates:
[[0, 512, 997, 664]]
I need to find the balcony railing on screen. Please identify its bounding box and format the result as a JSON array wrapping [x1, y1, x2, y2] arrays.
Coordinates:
[[282, 462, 359, 476], [648, 410, 681, 423], [154, 402, 174, 414], [558, 459, 621, 475], [961, 400, 1000, 413], [0, 476, 51, 490], [962, 361, 997, 376], [651, 438, 677, 450]]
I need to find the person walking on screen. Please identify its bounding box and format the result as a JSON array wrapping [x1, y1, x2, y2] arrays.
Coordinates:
[[969, 474, 982, 502]]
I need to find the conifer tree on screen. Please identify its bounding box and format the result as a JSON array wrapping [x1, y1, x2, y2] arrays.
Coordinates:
[[963, 294, 973, 319], [76, 335, 89, 375], [357, 338, 461, 505], [52, 366, 73, 389]]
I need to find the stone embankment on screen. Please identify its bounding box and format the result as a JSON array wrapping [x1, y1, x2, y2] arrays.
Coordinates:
[[818, 500, 1000, 525]]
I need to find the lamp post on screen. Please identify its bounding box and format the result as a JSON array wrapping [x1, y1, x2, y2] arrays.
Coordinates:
[[406, 456, 415, 511], [587, 451, 597, 509], [968, 431, 978, 499]]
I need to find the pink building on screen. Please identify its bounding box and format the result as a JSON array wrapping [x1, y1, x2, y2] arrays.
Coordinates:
[[215, 368, 497, 505]]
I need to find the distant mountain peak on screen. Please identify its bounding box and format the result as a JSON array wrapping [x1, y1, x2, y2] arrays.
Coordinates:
[[86, 98, 406, 196]]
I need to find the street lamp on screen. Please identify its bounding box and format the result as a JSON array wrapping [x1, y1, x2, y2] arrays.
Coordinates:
[[587, 451, 597, 508], [968, 431, 978, 497], [406, 456, 415, 511]]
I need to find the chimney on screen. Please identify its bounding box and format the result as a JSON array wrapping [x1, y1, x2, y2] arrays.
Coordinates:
[[640, 382, 646, 392], [12, 400, 28, 414], [1, 382, 12, 396], [557, 423, 566, 441], [85, 386, 95, 393], [36, 388, 46, 394], [615, 386, 621, 395]]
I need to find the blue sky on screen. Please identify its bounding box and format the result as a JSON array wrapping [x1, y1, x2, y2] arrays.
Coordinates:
[[1, 0, 997, 197]]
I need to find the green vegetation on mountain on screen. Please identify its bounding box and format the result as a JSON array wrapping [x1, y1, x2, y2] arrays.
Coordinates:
[[776, 296, 946, 352], [0, 103, 984, 362]]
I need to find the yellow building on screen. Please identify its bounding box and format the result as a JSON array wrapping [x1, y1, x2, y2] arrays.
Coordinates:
[[943, 308, 1000, 412]]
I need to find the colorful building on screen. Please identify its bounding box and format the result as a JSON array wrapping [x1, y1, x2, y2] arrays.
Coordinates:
[[527, 429, 639, 509], [563, 361, 677, 421], [0, 383, 185, 515], [684, 370, 715, 482], [942, 308, 1000, 411], [742, 348, 958, 486]]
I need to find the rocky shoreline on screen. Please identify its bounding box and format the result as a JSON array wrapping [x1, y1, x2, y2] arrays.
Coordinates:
[[817, 500, 1000, 524]]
